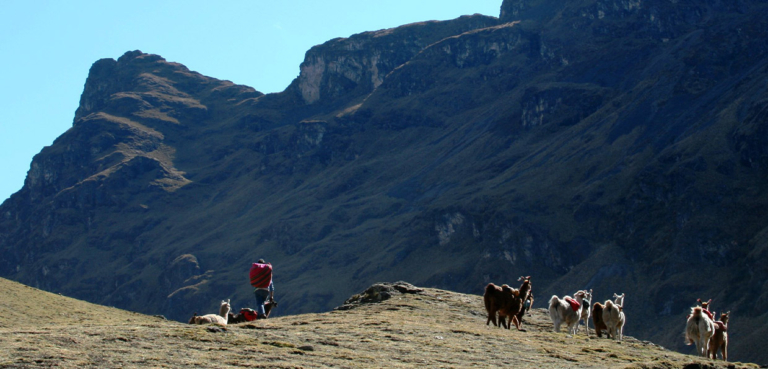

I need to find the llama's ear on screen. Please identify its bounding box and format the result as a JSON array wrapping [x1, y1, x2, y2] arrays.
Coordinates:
[[697, 298, 702, 303], [707, 299, 712, 304]]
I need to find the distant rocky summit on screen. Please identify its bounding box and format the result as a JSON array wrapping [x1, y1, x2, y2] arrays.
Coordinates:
[[2, 0, 768, 363]]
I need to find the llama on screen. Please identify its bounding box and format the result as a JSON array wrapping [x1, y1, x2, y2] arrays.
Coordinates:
[[484, 283, 517, 328], [685, 306, 715, 357], [496, 285, 520, 329], [515, 291, 534, 325], [697, 298, 715, 320], [592, 301, 608, 338], [575, 289, 592, 336], [228, 299, 279, 323], [188, 300, 231, 326], [602, 296, 625, 341], [613, 293, 625, 308], [708, 311, 730, 361], [498, 276, 532, 330], [549, 290, 587, 334]]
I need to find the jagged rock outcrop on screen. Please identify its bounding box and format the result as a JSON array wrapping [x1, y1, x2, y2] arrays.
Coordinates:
[[289, 15, 498, 105], [3, 0, 768, 364], [335, 281, 424, 310]]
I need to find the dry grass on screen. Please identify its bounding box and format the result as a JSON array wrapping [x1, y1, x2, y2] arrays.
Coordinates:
[[0, 278, 758, 368]]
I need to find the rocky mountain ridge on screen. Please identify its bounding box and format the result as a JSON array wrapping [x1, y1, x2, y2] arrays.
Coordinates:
[[2, 0, 768, 363]]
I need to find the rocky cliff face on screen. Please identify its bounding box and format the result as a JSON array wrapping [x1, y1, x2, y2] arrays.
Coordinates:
[[289, 15, 498, 105], [3, 0, 768, 363]]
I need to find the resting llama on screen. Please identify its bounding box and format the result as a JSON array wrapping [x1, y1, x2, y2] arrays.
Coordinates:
[[188, 300, 231, 326], [549, 290, 587, 334], [685, 305, 715, 357]]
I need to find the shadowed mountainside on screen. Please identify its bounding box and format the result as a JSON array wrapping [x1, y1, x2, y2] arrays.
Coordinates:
[[2, 0, 768, 363]]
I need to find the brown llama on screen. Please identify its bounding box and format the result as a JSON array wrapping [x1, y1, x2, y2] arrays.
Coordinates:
[[484, 283, 517, 328], [708, 311, 730, 361], [515, 291, 534, 325], [498, 276, 532, 330], [592, 301, 608, 337]]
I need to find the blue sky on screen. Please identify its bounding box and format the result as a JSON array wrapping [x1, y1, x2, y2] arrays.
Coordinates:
[[0, 1, 502, 203]]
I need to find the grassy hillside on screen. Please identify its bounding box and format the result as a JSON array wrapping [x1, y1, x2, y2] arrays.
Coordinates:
[[0, 278, 757, 368]]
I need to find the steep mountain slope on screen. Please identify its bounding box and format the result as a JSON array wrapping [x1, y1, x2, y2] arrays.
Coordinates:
[[2, 0, 768, 363], [0, 278, 758, 368]]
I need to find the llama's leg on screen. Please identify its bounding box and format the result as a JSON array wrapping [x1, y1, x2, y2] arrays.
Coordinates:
[[723, 341, 728, 361], [488, 310, 498, 327]]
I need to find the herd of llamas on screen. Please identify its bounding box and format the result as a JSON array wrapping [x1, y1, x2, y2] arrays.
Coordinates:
[[484, 278, 731, 361], [182, 279, 729, 362]]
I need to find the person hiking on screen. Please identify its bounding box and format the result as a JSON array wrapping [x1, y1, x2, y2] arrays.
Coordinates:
[[250, 259, 274, 319]]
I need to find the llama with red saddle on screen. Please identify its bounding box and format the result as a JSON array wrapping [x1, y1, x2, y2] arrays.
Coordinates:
[[549, 290, 587, 334]]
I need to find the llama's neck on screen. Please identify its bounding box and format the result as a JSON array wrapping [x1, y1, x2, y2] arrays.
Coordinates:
[[219, 304, 231, 319], [615, 296, 624, 307], [519, 282, 531, 297]]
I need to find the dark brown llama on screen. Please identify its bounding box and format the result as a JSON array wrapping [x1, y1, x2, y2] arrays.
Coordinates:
[[484, 283, 517, 328], [498, 276, 532, 330], [592, 302, 608, 338]]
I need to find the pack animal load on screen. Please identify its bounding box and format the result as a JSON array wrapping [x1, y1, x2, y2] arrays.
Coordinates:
[[249, 263, 273, 288]]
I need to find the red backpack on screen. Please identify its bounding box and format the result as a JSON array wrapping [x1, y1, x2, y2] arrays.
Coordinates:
[[249, 263, 272, 288]]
